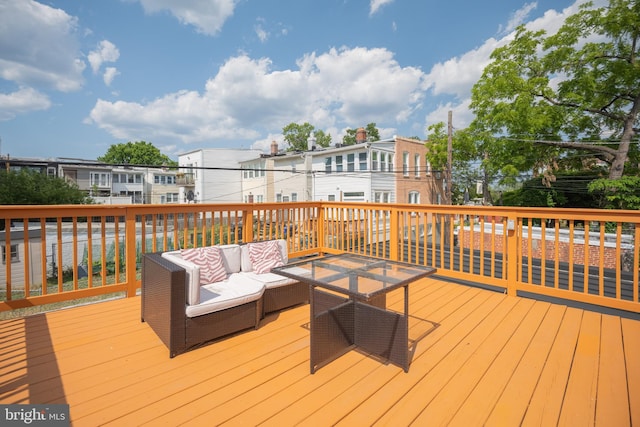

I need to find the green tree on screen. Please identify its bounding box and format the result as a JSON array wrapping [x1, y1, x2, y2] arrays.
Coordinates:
[[98, 141, 177, 166], [426, 122, 485, 203], [588, 176, 640, 209], [282, 123, 331, 151], [342, 123, 381, 145], [0, 169, 91, 228], [469, 0, 640, 182]]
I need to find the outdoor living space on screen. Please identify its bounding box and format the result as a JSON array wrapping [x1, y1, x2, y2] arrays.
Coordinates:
[[2, 274, 639, 426]]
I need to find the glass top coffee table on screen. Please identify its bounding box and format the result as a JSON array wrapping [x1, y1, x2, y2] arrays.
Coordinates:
[[272, 253, 436, 373]]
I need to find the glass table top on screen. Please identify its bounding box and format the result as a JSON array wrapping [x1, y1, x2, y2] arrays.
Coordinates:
[[273, 253, 436, 299]]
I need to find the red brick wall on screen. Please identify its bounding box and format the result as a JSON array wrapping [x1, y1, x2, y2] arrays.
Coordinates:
[[458, 228, 627, 269]]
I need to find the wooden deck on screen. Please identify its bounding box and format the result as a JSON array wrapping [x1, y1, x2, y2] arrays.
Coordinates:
[[1, 277, 639, 426]]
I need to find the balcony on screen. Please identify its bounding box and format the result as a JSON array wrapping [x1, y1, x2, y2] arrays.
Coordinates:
[[0, 202, 639, 424], [176, 172, 195, 186]]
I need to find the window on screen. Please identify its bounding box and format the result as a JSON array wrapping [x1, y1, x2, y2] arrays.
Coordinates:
[[343, 191, 365, 202], [347, 154, 355, 172], [113, 174, 120, 183], [90, 172, 110, 188], [373, 191, 391, 203], [135, 174, 142, 184], [335, 155, 343, 172], [372, 151, 378, 171], [291, 193, 298, 202], [167, 193, 179, 203], [381, 152, 387, 172], [2, 245, 19, 264], [403, 152, 409, 176], [359, 152, 367, 170], [328, 194, 336, 201], [276, 193, 282, 202], [426, 159, 432, 176], [325, 157, 332, 174], [415, 154, 420, 177], [409, 191, 420, 204], [243, 168, 248, 179]]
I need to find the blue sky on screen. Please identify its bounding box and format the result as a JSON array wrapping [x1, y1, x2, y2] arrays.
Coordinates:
[[0, 0, 595, 161]]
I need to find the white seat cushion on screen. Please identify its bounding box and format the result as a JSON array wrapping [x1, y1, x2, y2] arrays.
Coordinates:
[[185, 278, 265, 318], [242, 272, 299, 289]]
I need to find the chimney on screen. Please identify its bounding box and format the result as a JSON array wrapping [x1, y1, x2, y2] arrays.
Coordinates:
[[307, 133, 317, 151], [356, 127, 367, 144], [270, 140, 278, 156]]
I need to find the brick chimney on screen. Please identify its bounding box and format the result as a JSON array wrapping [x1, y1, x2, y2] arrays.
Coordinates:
[[356, 127, 367, 144], [270, 140, 278, 156]]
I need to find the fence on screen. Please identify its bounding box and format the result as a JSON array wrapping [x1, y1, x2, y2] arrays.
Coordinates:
[[1, 203, 638, 314]]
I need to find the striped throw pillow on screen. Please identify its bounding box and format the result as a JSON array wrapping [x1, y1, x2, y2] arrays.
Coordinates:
[[248, 240, 284, 274], [181, 246, 227, 285]]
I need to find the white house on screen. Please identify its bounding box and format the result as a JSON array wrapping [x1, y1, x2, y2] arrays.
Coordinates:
[[178, 148, 262, 203]]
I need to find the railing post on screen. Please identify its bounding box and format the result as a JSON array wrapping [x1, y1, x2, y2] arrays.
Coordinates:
[[317, 204, 325, 253], [506, 214, 518, 296], [125, 207, 138, 297], [389, 208, 399, 261], [243, 206, 254, 243]]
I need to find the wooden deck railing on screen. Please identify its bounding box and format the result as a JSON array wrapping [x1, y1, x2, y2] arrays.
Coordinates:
[[1, 202, 638, 314]]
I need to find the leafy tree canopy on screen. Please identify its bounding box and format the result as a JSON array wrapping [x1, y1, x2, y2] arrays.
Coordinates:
[[98, 141, 177, 166], [342, 123, 380, 145], [282, 123, 331, 151], [501, 172, 601, 209], [0, 169, 91, 205], [468, 0, 639, 182]]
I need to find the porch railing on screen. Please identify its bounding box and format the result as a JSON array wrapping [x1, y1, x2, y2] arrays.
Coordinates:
[[1, 202, 638, 314]]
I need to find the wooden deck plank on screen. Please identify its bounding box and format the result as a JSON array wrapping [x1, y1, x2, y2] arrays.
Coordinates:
[[558, 310, 601, 425], [622, 317, 640, 426], [115, 312, 312, 425], [0, 277, 638, 426], [521, 307, 583, 426], [336, 290, 509, 425], [375, 296, 531, 425], [73, 304, 312, 425], [596, 314, 630, 426], [445, 301, 552, 426], [484, 303, 567, 426]]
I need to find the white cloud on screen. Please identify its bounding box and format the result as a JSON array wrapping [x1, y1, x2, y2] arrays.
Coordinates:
[[255, 24, 269, 43], [498, 2, 538, 35], [0, 87, 52, 121], [137, 0, 237, 35], [88, 47, 427, 150], [0, 0, 85, 92], [88, 40, 120, 74], [369, 0, 394, 16], [103, 67, 120, 86]]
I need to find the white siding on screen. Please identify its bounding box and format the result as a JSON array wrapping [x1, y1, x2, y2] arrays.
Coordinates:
[[179, 149, 261, 203]]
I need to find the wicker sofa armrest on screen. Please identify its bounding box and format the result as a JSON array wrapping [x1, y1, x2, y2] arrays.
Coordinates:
[[141, 252, 188, 357]]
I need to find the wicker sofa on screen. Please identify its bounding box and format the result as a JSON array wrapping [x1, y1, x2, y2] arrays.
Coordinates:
[[141, 240, 309, 357]]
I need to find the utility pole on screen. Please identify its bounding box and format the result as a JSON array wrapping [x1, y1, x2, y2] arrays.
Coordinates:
[[447, 110, 453, 205]]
